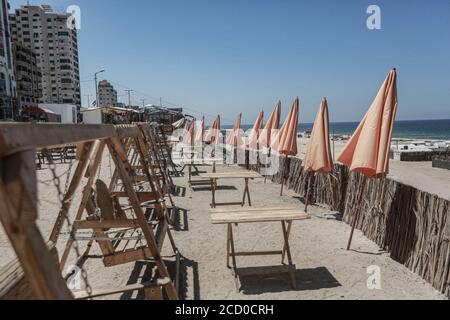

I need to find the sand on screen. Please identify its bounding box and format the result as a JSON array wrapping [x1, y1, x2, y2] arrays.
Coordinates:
[[0, 146, 447, 300]]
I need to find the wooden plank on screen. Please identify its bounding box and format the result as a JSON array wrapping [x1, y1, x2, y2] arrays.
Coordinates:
[[233, 251, 282, 257], [102, 247, 150, 267], [73, 219, 140, 230], [0, 150, 73, 300], [73, 281, 160, 300], [0, 242, 59, 299], [236, 265, 296, 277], [0, 123, 117, 156], [211, 206, 305, 214], [200, 171, 263, 179], [211, 211, 311, 224], [112, 192, 159, 202]]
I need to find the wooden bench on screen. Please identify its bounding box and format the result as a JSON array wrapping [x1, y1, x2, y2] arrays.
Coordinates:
[[201, 171, 263, 208], [210, 206, 311, 291]]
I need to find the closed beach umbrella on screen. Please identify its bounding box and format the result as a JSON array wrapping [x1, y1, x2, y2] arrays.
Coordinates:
[[195, 116, 205, 143], [227, 113, 243, 147], [272, 97, 299, 156], [339, 68, 398, 250], [338, 69, 398, 178], [259, 101, 281, 149], [272, 97, 299, 195], [303, 98, 333, 173], [205, 115, 221, 145], [184, 119, 195, 146], [302, 98, 333, 212], [247, 111, 264, 150]]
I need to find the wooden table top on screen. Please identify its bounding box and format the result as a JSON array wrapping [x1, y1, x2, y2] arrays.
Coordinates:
[[200, 171, 263, 179], [210, 207, 311, 224]]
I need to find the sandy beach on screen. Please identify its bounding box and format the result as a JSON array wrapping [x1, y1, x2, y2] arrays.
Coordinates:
[[0, 142, 447, 300]]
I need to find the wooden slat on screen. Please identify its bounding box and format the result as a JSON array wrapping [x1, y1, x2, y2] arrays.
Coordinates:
[[73, 219, 140, 230], [211, 206, 306, 214], [236, 264, 296, 277], [102, 247, 150, 267], [0, 151, 73, 299], [211, 210, 311, 224], [0, 124, 117, 156], [73, 281, 160, 300], [200, 171, 263, 179]]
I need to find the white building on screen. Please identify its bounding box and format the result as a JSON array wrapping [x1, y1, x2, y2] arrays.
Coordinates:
[[9, 5, 81, 111], [98, 80, 117, 108], [39, 103, 77, 124], [81, 107, 102, 124], [0, 0, 18, 120]]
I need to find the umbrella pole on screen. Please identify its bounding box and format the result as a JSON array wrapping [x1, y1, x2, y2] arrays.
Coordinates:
[[264, 148, 271, 184], [304, 172, 314, 213], [280, 155, 288, 196], [346, 175, 367, 251]]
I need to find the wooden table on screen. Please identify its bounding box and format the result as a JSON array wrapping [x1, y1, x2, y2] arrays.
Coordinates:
[[210, 206, 311, 291], [181, 159, 223, 186], [200, 171, 263, 208]]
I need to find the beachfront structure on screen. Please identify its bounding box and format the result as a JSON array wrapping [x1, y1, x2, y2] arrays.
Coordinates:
[[97, 79, 118, 108], [9, 5, 81, 110], [143, 105, 184, 125], [13, 43, 42, 111], [39, 103, 77, 124], [0, 0, 18, 120], [81, 106, 144, 124]]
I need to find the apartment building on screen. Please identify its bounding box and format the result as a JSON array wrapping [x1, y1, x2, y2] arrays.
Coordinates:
[[13, 43, 42, 109], [9, 4, 81, 110], [0, 0, 17, 120], [98, 80, 117, 108]]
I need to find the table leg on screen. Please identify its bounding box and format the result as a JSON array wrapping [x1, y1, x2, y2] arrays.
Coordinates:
[[188, 165, 192, 185], [246, 178, 252, 207], [241, 179, 247, 206], [228, 224, 240, 292], [226, 224, 231, 268], [211, 178, 216, 208], [281, 221, 296, 289], [282, 221, 293, 263]]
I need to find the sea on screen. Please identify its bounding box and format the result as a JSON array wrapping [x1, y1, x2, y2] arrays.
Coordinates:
[[230, 119, 450, 141]]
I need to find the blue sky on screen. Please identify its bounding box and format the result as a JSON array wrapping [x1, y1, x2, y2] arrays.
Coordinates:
[[9, 0, 450, 124]]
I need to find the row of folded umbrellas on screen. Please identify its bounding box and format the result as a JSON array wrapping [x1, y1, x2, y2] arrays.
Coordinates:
[[182, 68, 398, 179]]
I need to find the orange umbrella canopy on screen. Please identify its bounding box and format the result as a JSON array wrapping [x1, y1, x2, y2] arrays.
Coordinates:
[[272, 98, 299, 156], [184, 119, 195, 145], [258, 101, 281, 149], [205, 115, 221, 145], [227, 113, 243, 147], [338, 68, 398, 178], [247, 111, 264, 150], [302, 98, 333, 173], [195, 116, 205, 143]]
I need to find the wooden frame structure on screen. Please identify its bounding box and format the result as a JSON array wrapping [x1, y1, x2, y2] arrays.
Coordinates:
[[0, 123, 180, 300]]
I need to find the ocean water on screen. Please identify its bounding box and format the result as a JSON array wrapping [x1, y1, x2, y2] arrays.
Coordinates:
[[232, 119, 450, 141]]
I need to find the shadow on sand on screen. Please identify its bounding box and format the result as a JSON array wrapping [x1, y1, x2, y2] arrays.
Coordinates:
[[239, 267, 341, 295]]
